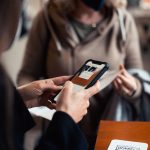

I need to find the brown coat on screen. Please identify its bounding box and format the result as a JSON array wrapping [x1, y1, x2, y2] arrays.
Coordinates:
[[18, 5, 143, 82], [17, 3, 143, 149]]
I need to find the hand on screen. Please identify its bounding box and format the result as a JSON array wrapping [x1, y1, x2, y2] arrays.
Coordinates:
[[113, 64, 137, 97], [17, 76, 70, 108], [56, 81, 100, 123]]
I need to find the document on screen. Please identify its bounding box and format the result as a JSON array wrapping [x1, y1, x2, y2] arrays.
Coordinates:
[[29, 106, 56, 120], [29, 69, 118, 120], [107, 139, 148, 150]]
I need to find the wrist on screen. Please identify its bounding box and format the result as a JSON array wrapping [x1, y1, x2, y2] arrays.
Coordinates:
[[131, 78, 142, 98], [56, 107, 77, 122]]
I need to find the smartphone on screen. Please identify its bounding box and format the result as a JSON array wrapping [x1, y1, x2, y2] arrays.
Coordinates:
[[52, 59, 109, 102]]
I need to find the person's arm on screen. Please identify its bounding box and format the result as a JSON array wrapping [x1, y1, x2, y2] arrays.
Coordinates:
[[35, 111, 87, 150], [113, 64, 141, 100], [35, 81, 100, 150], [17, 10, 50, 86], [17, 76, 70, 108]]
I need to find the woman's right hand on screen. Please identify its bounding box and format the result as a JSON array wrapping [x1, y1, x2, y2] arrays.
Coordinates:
[[56, 81, 100, 123], [113, 64, 137, 97], [18, 76, 70, 108]]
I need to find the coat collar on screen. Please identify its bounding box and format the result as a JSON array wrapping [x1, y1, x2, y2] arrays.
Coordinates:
[[44, 3, 120, 51]]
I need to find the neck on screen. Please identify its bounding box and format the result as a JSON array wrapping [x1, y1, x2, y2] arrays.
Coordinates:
[[72, 0, 103, 25]]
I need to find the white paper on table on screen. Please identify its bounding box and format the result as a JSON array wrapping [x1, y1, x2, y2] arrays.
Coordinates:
[[107, 139, 148, 150], [29, 106, 56, 120]]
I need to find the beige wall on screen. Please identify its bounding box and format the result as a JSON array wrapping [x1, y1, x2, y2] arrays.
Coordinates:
[[1, 0, 45, 85], [1, 36, 27, 85]]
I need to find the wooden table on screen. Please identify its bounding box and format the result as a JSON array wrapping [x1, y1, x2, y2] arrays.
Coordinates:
[[95, 121, 150, 150]]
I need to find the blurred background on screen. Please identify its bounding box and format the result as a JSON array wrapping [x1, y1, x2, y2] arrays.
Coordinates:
[[1, 0, 48, 85], [1, 0, 150, 149], [1, 0, 150, 84]]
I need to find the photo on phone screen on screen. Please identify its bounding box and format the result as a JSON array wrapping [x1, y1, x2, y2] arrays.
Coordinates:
[[53, 59, 109, 102]]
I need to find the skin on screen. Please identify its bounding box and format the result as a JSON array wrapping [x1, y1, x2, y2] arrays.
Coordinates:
[[113, 64, 137, 97], [72, 0, 103, 25], [18, 76, 100, 123], [18, 76, 70, 108], [57, 81, 100, 123]]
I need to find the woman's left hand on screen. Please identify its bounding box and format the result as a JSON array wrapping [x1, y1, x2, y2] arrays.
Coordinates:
[[113, 64, 137, 97], [17, 76, 70, 108]]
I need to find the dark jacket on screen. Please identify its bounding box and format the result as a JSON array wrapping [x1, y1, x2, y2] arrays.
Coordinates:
[[0, 66, 87, 150]]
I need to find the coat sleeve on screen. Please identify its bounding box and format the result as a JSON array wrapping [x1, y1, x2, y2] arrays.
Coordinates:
[[123, 11, 143, 99], [35, 111, 87, 150], [17, 10, 50, 86], [124, 11, 143, 70]]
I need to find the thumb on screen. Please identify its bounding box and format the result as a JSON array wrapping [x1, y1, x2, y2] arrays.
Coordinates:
[[49, 85, 63, 92], [85, 81, 100, 98], [119, 64, 125, 70], [57, 81, 73, 102], [119, 64, 126, 75], [63, 81, 73, 93]]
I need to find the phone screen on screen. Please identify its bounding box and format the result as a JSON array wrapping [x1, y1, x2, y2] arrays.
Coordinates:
[[54, 60, 108, 102]]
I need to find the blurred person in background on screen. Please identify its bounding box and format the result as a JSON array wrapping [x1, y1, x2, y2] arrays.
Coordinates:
[[17, 0, 144, 149], [0, 0, 101, 149]]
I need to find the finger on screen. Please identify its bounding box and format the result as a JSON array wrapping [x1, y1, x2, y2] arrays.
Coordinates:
[[85, 81, 100, 98], [32, 88, 44, 96], [118, 64, 124, 73], [38, 79, 54, 92], [115, 78, 123, 94], [123, 69, 132, 78], [119, 64, 127, 75], [85, 99, 90, 108], [117, 74, 134, 91], [113, 76, 127, 96], [63, 81, 73, 92], [113, 81, 122, 95], [119, 64, 125, 70], [58, 81, 73, 101], [47, 100, 56, 109], [84, 109, 88, 116], [121, 85, 133, 97], [51, 76, 71, 85], [38, 84, 63, 96], [48, 85, 63, 92], [116, 78, 133, 97], [113, 81, 124, 95], [119, 65, 131, 78], [113, 80, 119, 91], [116, 77, 123, 85]]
